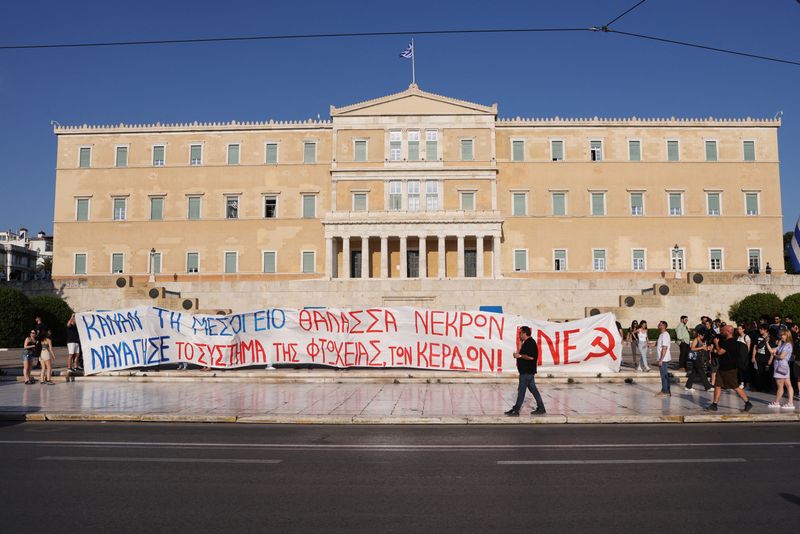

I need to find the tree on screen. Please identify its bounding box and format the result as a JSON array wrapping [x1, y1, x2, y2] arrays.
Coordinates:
[[729, 293, 783, 325], [0, 286, 33, 347], [30, 296, 74, 346]]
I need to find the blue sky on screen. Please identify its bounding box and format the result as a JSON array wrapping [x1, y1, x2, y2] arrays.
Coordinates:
[[1, 0, 798, 234]]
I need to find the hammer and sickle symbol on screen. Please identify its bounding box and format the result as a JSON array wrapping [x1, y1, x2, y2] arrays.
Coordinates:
[[586, 327, 617, 361]]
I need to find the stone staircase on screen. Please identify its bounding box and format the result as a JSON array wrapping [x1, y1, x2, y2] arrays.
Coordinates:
[[585, 275, 703, 319]]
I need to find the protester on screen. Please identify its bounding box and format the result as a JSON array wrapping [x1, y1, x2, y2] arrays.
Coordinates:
[[735, 324, 751, 389], [769, 315, 784, 339], [38, 332, 55, 385], [685, 329, 712, 391], [22, 330, 37, 384], [505, 326, 546, 416], [704, 326, 752, 412], [66, 314, 81, 372], [636, 320, 651, 372], [627, 320, 639, 369], [767, 328, 794, 409], [654, 321, 672, 397], [676, 315, 690, 372], [751, 324, 774, 393]]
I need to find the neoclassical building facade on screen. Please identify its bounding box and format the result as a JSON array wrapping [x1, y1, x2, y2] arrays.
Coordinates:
[[52, 85, 784, 285]]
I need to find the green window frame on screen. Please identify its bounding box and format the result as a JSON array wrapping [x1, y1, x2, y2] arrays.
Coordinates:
[[512, 140, 524, 162], [512, 193, 526, 216], [153, 145, 165, 166], [150, 197, 164, 221], [265, 143, 278, 164], [705, 140, 717, 162], [551, 140, 564, 161], [743, 140, 755, 161], [630, 192, 644, 216], [186, 252, 199, 273], [302, 251, 315, 273], [513, 250, 527, 272], [190, 144, 202, 165], [227, 144, 240, 165], [224, 252, 237, 274], [552, 192, 566, 216], [303, 142, 316, 164], [74, 254, 87, 275], [707, 193, 721, 215], [302, 194, 316, 218], [263, 251, 276, 273], [354, 140, 367, 162], [187, 196, 201, 220], [460, 139, 474, 161], [79, 147, 91, 168], [667, 140, 679, 161], [628, 140, 641, 161], [591, 192, 605, 216], [111, 253, 124, 274], [745, 193, 759, 216], [76, 198, 90, 221], [115, 146, 128, 167]]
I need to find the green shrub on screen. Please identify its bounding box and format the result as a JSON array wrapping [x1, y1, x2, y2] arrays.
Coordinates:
[[30, 296, 74, 346], [729, 293, 783, 325], [782, 293, 800, 323], [0, 286, 33, 348]]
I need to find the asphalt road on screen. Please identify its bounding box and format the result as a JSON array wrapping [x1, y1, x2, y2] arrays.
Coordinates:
[[1, 422, 798, 533]]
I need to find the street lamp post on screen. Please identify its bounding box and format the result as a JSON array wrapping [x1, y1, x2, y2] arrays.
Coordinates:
[[148, 247, 156, 283]]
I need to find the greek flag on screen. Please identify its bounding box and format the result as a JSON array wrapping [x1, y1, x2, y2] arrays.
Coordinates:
[[790, 216, 800, 272], [399, 42, 413, 59]]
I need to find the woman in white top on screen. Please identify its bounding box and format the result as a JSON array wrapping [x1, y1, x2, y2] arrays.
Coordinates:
[[636, 320, 651, 372], [768, 329, 794, 409], [736, 324, 751, 389], [38, 333, 55, 386]]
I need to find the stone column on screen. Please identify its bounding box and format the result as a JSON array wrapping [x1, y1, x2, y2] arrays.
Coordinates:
[[493, 235, 502, 279], [418, 235, 427, 278], [457, 235, 465, 278], [342, 236, 350, 279], [438, 235, 446, 279], [399, 235, 407, 279], [361, 236, 369, 279], [476, 235, 484, 278], [325, 237, 333, 279], [380, 236, 388, 279]]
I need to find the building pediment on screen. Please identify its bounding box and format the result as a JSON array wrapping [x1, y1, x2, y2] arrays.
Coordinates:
[[331, 84, 497, 117]]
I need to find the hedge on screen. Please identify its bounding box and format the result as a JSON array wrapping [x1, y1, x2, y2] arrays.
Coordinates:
[[729, 293, 783, 325], [30, 296, 74, 346], [782, 293, 800, 323], [0, 286, 34, 348]]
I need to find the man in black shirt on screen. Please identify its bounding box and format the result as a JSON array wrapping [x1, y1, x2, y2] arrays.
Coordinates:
[[705, 326, 753, 412], [505, 326, 546, 416], [752, 324, 774, 393]]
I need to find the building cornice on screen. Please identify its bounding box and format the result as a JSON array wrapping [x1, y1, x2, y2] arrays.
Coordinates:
[[53, 119, 333, 135], [496, 116, 781, 128]]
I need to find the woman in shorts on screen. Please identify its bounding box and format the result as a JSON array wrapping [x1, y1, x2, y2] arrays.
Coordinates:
[[768, 329, 794, 410], [66, 314, 81, 371], [38, 332, 55, 385], [22, 330, 37, 384]]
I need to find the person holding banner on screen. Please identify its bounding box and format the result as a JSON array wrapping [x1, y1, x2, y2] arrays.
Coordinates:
[[505, 326, 546, 416]]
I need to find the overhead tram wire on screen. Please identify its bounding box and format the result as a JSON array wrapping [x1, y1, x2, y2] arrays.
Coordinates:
[[605, 0, 649, 27]]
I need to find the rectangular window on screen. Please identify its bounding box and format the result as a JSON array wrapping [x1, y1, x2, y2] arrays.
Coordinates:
[[552, 192, 566, 216], [460, 192, 475, 211], [113, 198, 127, 221], [554, 249, 567, 272], [226, 196, 239, 219], [187, 252, 199, 273], [408, 131, 420, 161], [407, 181, 420, 211], [551, 140, 564, 161], [302, 251, 315, 273], [153, 145, 165, 166], [748, 249, 761, 272], [263, 251, 276, 273], [389, 181, 402, 210], [111, 253, 124, 274], [513, 250, 527, 272], [303, 141, 316, 164], [187, 196, 201, 220], [709, 249, 723, 271], [150, 197, 164, 221], [265, 143, 278, 164], [425, 181, 439, 211], [667, 140, 679, 161], [76, 198, 90, 221], [632, 249, 646, 271], [512, 193, 527, 216], [151, 252, 162, 274], [745, 192, 759, 216], [224, 252, 237, 274], [353, 192, 367, 212], [74, 254, 87, 275], [425, 130, 438, 160], [389, 131, 401, 161], [743, 140, 755, 162], [79, 147, 91, 168], [591, 192, 605, 216], [628, 140, 641, 161], [669, 193, 683, 216], [115, 146, 128, 167], [671, 248, 684, 271], [460, 139, 474, 161], [590, 140, 603, 161], [705, 140, 717, 161], [302, 194, 316, 218], [512, 140, 524, 162], [190, 144, 202, 165], [227, 144, 240, 165], [593, 249, 606, 272], [630, 192, 644, 216], [354, 140, 367, 162], [707, 192, 721, 216], [264, 195, 277, 218]]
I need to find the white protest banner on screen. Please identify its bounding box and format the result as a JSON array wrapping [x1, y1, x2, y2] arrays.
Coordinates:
[[76, 306, 621, 375]]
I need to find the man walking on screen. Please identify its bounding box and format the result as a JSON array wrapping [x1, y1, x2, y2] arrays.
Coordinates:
[[654, 321, 672, 397], [505, 326, 546, 416], [705, 325, 753, 412], [676, 315, 691, 371]]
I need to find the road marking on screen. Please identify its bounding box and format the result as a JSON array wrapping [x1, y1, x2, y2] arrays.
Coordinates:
[[38, 456, 282, 464], [1, 440, 799, 451], [498, 458, 746, 465]]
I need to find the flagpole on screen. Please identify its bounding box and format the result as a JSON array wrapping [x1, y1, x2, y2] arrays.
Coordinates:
[[411, 38, 416, 85]]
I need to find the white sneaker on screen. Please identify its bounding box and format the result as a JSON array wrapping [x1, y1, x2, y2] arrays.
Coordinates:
[[781, 404, 795, 410], [738, 383, 744, 389], [684, 387, 693, 392], [767, 402, 782, 408]]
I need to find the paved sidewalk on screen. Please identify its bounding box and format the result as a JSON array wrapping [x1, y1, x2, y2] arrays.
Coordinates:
[[1, 379, 797, 424]]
